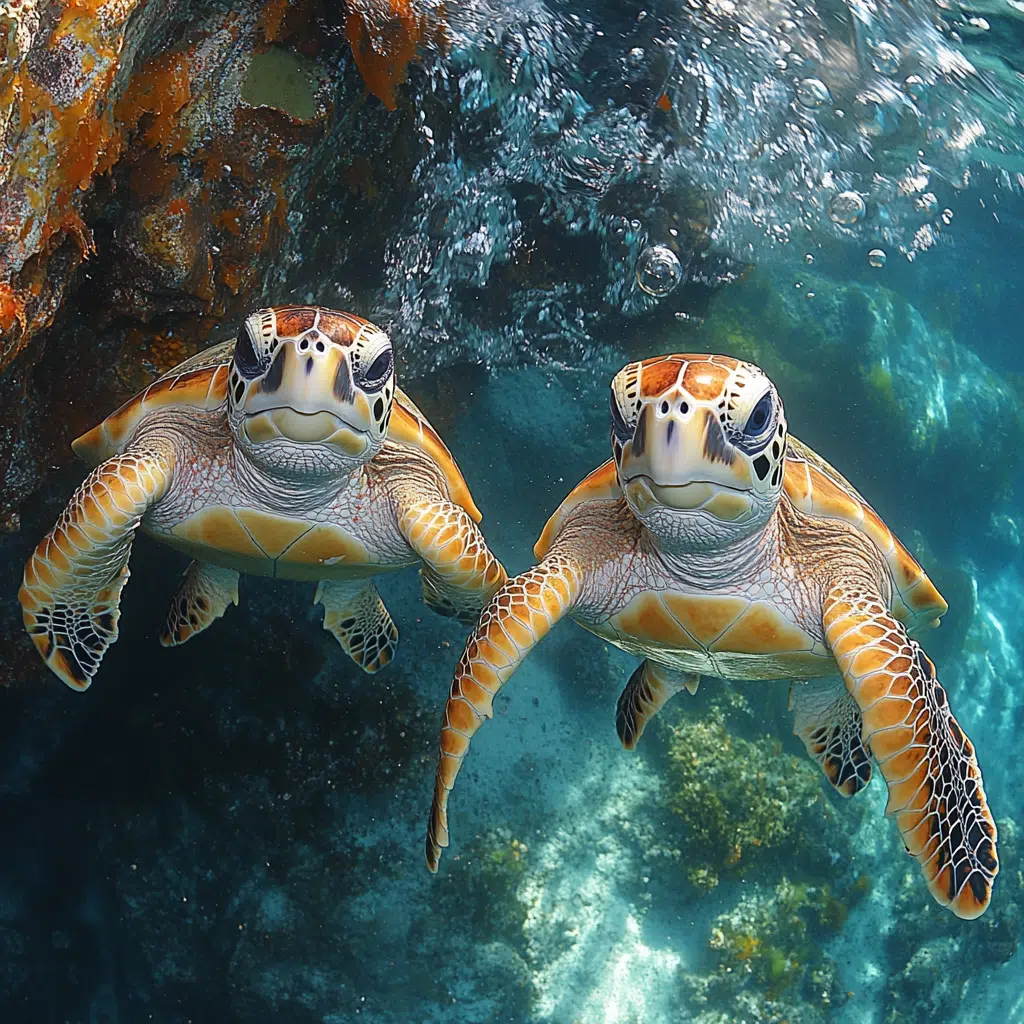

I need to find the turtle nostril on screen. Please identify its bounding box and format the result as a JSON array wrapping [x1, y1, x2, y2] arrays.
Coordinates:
[[680, 401, 689, 414], [660, 400, 670, 414], [315, 340, 325, 353]]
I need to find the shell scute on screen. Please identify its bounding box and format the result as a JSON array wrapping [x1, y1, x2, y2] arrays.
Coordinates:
[[662, 592, 747, 646], [610, 593, 702, 651], [711, 602, 816, 655], [73, 364, 231, 465], [534, 459, 620, 560], [387, 387, 481, 523], [783, 436, 946, 630]]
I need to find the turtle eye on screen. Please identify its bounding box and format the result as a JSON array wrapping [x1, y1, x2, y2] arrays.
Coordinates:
[[234, 327, 264, 379], [359, 347, 393, 392], [743, 392, 773, 438], [610, 392, 633, 443]]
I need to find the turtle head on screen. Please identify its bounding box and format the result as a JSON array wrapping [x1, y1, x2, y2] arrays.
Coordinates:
[[227, 306, 395, 478], [610, 354, 787, 551]]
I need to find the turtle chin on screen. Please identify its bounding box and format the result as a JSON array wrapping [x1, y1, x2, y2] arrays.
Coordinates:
[[233, 408, 377, 479], [623, 475, 774, 552]]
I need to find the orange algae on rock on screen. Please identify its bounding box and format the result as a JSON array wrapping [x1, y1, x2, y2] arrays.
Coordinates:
[[114, 52, 192, 155], [344, 0, 446, 111], [259, 0, 292, 42], [0, 0, 147, 369]]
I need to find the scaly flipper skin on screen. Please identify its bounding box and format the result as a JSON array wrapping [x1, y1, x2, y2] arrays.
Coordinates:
[[789, 677, 872, 797], [616, 660, 700, 751], [425, 555, 583, 872], [160, 561, 240, 647], [823, 583, 999, 919], [19, 446, 175, 690], [316, 579, 399, 673], [399, 499, 508, 625]]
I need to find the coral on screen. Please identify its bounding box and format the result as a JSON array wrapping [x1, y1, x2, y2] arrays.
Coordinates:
[[688, 877, 862, 1020], [661, 705, 859, 888]]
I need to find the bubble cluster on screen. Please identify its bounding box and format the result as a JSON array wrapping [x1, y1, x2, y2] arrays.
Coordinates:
[[635, 245, 683, 297], [828, 191, 867, 226]]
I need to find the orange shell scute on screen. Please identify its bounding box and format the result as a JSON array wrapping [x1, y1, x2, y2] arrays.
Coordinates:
[[534, 459, 621, 560], [388, 387, 481, 523], [784, 435, 946, 629], [72, 363, 230, 465]]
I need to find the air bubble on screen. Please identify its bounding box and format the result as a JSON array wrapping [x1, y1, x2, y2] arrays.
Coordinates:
[[628, 47, 645, 67], [867, 248, 887, 268], [795, 78, 830, 109], [827, 191, 866, 226], [903, 74, 925, 101], [635, 245, 683, 297], [871, 42, 900, 75]]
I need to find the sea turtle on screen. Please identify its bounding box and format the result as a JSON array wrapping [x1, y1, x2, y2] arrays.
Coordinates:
[[424, 353, 999, 919], [20, 305, 507, 690]]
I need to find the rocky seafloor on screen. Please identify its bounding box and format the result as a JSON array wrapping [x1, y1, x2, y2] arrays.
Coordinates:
[[2, 0, 1024, 1022]]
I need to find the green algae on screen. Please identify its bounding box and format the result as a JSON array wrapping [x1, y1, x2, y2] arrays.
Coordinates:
[[242, 46, 321, 121]]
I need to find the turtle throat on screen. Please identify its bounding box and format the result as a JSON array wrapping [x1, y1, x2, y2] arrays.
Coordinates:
[[230, 441, 362, 513]]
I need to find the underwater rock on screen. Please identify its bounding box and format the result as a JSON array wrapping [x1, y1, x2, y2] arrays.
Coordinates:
[[0, 0, 446, 519]]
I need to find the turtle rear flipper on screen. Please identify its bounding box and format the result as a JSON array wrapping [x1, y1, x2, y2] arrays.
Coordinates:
[[19, 447, 175, 690], [616, 660, 699, 751], [316, 579, 398, 673], [789, 676, 872, 797], [823, 583, 999, 919], [160, 561, 240, 647]]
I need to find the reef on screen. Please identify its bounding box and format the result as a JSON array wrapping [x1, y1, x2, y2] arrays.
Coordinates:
[[0, 0, 447, 521], [684, 876, 866, 1024], [660, 694, 865, 892]]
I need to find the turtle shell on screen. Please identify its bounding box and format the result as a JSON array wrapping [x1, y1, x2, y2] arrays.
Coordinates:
[[534, 435, 946, 633], [72, 339, 482, 522]]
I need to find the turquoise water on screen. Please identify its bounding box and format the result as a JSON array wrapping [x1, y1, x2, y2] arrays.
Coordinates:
[[2, 0, 1024, 1021]]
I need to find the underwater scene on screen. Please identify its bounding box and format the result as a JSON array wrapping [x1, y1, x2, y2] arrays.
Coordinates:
[[1, 0, 1023, 1021]]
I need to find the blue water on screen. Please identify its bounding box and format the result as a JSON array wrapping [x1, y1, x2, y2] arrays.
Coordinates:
[[3, 0, 1024, 1021]]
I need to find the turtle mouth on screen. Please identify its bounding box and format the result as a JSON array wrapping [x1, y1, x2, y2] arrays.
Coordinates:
[[624, 476, 754, 519], [243, 407, 369, 455]]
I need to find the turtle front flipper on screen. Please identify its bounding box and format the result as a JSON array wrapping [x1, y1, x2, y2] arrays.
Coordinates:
[[398, 498, 507, 625], [823, 583, 999, 919], [616, 660, 699, 751], [789, 677, 872, 797], [426, 554, 583, 873], [160, 561, 240, 647], [316, 579, 398, 673], [19, 446, 175, 690]]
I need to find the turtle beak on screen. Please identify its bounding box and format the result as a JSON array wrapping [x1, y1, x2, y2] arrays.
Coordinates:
[[620, 400, 755, 520], [241, 341, 377, 452]]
